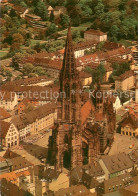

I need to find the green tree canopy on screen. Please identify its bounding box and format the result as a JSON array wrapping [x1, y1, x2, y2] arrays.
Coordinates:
[[35, 1, 48, 20]]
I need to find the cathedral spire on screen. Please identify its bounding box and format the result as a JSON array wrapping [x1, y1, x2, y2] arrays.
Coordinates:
[[60, 26, 78, 82], [58, 26, 81, 123]]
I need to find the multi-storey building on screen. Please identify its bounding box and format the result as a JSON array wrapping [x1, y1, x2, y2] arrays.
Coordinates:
[[12, 102, 57, 140], [115, 70, 135, 91], [135, 71, 138, 103], [84, 29, 107, 42], [0, 91, 18, 111], [0, 121, 19, 148], [120, 113, 138, 137]]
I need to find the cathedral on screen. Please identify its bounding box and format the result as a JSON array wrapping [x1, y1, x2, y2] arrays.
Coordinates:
[[48, 27, 116, 171]]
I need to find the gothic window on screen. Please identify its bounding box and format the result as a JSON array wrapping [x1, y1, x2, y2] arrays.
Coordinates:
[[58, 108, 62, 119], [65, 104, 69, 120], [72, 109, 75, 121], [65, 83, 70, 98], [72, 83, 76, 102], [64, 134, 69, 144]]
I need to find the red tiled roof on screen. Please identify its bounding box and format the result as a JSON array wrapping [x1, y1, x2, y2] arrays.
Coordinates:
[[116, 70, 134, 81], [79, 71, 92, 78], [0, 172, 17, 183], [103, 42, 122, 50], [0, 107, 11, 120], [74, 40, 98, 50], [58, 49, 65, 54], [13, 5, 27, 13], [0, 156, 5, 162], [5, 76, 53, 86], [0, 170, 30, 184], [0, 121, 11, 138], [81, 100, 94, 124], [85, 29, 107, 36], [120, 113, 138, 129]]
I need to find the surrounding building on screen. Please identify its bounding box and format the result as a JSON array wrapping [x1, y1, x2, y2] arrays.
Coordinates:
[[54, 184, 94, 196], [70, 162, 105, 186], [132, 44, 138, 65], [0, 107, 11, 122], [77, 47, 131, 68], [106, 95, 122, 111], [25, 14, 41, 24], [79, 71, 92, 87], [12, 102, 57, 140], [13, 6, 29, 18], [120, 182, 138, 196], [97, 173, 136, 194], [53, 6, 67, 16], [120, 113, 138, 137], [0, 91, 18, 111], [135, 71, 138, 103], [74, 41, 97, 58], [5, 76, 54, 87], [99, 152, 134, 180], [0, 157, 12, 174], [9, 156, 33, 173], [47, 5, 54, 15], [1, 178, 33, 196], [84, 29, 107, 42], [0, 121, 19, 148], [115, 70, 135, 91], [17, 98, 39, 115]]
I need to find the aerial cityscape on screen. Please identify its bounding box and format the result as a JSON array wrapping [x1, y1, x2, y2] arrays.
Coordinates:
[[0, 0, 138, 195]]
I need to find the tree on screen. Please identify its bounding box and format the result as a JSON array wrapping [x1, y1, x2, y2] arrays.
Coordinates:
[[0, 65, 5, 75], [15, 76, 22, 80], [28, 73, 37, 78], [10, 27, 18, 35], [20, 1, 27, 7], [34, 43, 41, 53], [9, 9, 17, 17], [4, 16, 13, 30], [46, 23, 58, 36], [84, 66, 93, 74], [109, 25, 119, 41], [5, 70, 12, 77], [12, 53, 25, 69], [66, 0, 82, 26], [72, 30, 81, 40], [33, 66, 46, 76], [105, 0, 121, 8], [78, 0, 92, 19], [35, 1, 48, 20], [12, 17, 20, 28], [23, 63, 34, 75], [92, 64, 106, 84], [12, 33, 24, 45], [60, 14, 70, 29], [94, 1, 104, 18], [112, 62, 130, 76], [50, 11, 55, 22], [10, 43, 20, 51]]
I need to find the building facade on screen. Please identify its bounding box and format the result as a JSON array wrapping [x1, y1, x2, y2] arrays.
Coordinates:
[[12, 103, 57, 140], [120, 113, 138, 137], [115, 70, 135, 91], [84, 29, 107, 42], [48, 27, 116, 171], [0, 91, 18, 111], [0, 121, 19, 148]]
